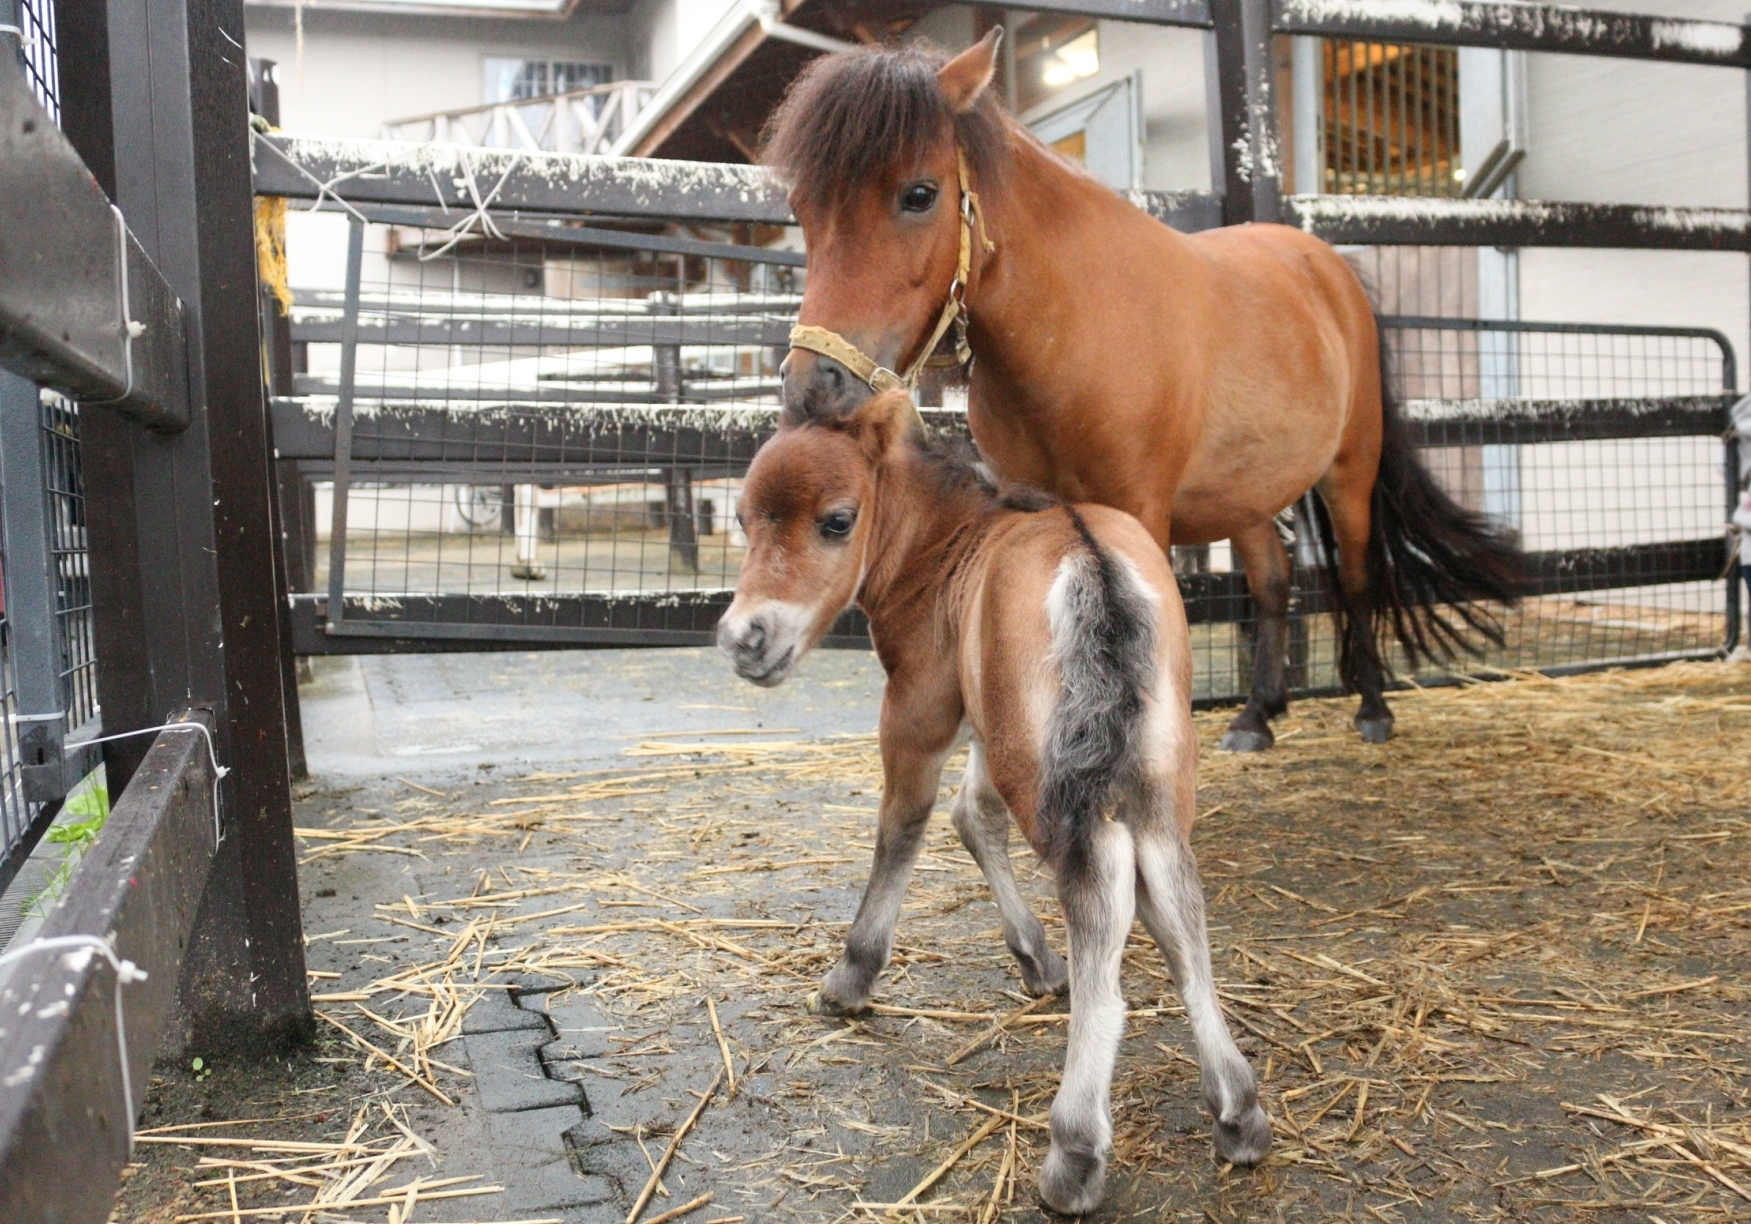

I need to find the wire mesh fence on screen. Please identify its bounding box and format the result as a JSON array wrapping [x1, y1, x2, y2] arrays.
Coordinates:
[[283, 215, 1738, 700], [41, 394, 95, 733], [1176, 319, 1737, 703]]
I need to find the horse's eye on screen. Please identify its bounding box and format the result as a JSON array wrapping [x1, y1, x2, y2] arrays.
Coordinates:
[[819, 509, 857, 540], [900, 183, 938, 214]]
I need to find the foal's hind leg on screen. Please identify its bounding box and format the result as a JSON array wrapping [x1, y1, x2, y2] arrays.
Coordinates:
[[950, 742, 1067, 997], [1219, 519, 1292, 752], [1039, 820, 1136, 1215], [1133, 817, 1271, 1165], [1317, 473, 1394, 743]]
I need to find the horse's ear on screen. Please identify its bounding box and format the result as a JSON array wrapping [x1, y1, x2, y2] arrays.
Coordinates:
[[938, 28, 1002, 114], [849, 391, 921, 463]]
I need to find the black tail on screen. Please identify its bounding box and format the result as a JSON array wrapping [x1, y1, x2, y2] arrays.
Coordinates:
[[1313, 320, 1530, 686], [1036, 510, 1157, 876]]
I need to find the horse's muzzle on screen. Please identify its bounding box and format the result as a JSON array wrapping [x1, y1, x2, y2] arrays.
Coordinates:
[[717, 606, 802, 687], [781, 348, 873, 423]]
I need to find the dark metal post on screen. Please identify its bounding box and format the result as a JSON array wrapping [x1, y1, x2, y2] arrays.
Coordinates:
[[64, 0, 309, 1049], [325, 217, 366, 632], [1210, 0, 1282, 226], [0, 372, 70, 803]]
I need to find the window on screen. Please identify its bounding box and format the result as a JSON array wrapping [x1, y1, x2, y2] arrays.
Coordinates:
[[1013, 16, 1099, 113], [484, 58, 613, 104], [1321, 41, 1461, 197]]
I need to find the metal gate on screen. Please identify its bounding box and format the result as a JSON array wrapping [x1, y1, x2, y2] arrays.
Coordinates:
[[262, 197, 1739, 703], [255, 0, 1751, 699]]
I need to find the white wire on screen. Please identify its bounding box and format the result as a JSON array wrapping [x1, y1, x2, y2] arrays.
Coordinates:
[[82, 206, 142, 408], [80, 721, 230, 848], [0, 935, 148, 1152]]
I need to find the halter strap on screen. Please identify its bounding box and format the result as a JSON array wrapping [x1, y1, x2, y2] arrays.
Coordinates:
[[789, 148, 994, 395]]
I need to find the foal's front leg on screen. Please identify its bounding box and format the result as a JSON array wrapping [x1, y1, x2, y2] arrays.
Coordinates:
[[809, 736, 951, 1016]]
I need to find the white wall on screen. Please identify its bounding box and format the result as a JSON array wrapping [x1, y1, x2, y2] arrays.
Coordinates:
[[1041, 22, 1210, 192], [244, 5, 633, 137], [624, 0, 738, 86], [1516, 0, 1749, 372]]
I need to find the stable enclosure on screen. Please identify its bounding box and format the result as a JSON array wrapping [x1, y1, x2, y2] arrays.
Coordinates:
[[3, 0, 1751, 1220]]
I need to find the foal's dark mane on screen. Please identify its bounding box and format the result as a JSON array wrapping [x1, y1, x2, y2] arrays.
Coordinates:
[[761, 42, 1009, 214]]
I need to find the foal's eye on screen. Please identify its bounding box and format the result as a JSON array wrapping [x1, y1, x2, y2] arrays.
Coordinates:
[[900, 183, 939, 213], [819, 509, 857, 540]]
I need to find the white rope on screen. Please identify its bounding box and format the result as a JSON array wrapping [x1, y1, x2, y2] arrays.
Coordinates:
[[81, 721, 230, 849], [417, 148, 523, 261], [82, 206, 146, 408], [247, 128, 374, 225], [0, 935, 148, 1152]]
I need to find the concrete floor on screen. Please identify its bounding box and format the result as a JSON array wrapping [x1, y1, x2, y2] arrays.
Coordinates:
[[301, 645, 888, 778]]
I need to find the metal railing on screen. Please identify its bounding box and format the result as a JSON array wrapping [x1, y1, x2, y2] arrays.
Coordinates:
[[381, 81, 656, 157], [260, 206, 1738, 699]]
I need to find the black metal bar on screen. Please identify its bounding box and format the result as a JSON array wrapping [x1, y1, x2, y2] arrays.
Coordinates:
[[268, 391, 1722, 465], [325, 218, 366, 633], [1005, 0, 1210, 27], [338, 202, 809, 266], [290, 534, 1728, 655], [1131, 189, 1226, 232], [285, 379, 784, 405], [1285, 194, 1751, 250], [252, 134, 794, 224], [0, 44, 189, 431], [1274, 0, 1751, 68], [0, 715, 219, 1222], [96, 0, 308, 1046], [0, 372, 69, 804], [288, 316, 796, 348], [1210, 0, 1254, 226], [1400, 396, 1728, 446]]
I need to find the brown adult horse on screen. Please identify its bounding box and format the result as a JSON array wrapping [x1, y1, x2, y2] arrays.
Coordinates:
[[763, 32, 1525, 750], [717, 391, 1271, 1212]]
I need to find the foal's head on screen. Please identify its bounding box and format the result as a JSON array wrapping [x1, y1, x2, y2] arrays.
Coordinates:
[[718, 393, 921, 686], [763, 32, 1006, 422]]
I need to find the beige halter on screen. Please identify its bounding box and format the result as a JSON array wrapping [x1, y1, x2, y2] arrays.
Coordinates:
[[789, 149, 995, 395]]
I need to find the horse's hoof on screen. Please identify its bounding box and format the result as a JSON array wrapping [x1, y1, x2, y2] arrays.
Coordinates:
[[1038, 1143, 1107, 1215], [804, 989, 865, 1017], [1219, 729, 1273, 753], [509, 563, 547, 581], [1355, 716, 1394, 745], [1018, 947, 1069, 998], [1212, 1103, 1273, 1167]]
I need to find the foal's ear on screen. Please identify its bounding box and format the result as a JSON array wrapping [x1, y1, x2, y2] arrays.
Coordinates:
[[938, 28, 1002, 113], [849, 391, 922, 463]]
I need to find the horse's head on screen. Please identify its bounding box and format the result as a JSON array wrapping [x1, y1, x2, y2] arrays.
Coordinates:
[[764, 31, 1005, 422], [718, 391, 920, 685]]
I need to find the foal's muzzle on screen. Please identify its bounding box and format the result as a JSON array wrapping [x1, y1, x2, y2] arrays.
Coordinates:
[[716, 606, 803, 687], [781, 348, 873, 423]]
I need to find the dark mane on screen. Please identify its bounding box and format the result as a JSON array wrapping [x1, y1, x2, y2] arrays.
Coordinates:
[[761, 42, 1009, 215], [910, 423, 1058, 514]]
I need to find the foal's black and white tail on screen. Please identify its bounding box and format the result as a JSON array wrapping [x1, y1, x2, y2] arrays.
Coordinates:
[[1036, 510, 1157, 876]]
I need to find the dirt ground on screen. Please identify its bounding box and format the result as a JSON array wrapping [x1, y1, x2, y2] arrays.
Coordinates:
[[113, 659, 1751, 1223]]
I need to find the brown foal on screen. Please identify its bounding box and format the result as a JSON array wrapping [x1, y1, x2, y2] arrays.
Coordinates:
[[718, 392, 1270, 1213], [764, 32, 1525, 753]]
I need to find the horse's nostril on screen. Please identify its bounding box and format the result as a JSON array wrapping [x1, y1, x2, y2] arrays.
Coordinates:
[[746, 621, 767, 653]]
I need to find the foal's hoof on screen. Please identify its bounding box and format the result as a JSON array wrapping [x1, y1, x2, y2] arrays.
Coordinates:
[[1212, 1102, 1273, 1167], [1039, 1143, 1108, 1215], [1355, 715, 1394, 745], [1218, 728, 1274, 753], [1018, 947, 1069, 998], [804, 989, 866, 1017]]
